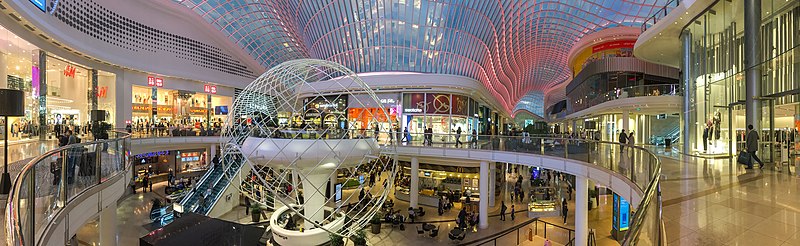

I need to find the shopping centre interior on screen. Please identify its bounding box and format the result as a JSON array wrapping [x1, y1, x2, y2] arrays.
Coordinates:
[[0, 0, 798, 246]]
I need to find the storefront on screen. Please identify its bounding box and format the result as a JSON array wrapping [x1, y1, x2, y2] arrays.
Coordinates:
[[402, 93, 480, 142], [131, 81, 232, 130], [394, 161, 480, 208], [303, 96, 347, 129], [0, 22, 119, 141], [347, 93, 400, 138], [1, 26, 40, 141], [682, 0, 799, 158]]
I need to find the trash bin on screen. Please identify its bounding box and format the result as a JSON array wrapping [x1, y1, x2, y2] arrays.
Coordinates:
[[664, 138, 672, 147]]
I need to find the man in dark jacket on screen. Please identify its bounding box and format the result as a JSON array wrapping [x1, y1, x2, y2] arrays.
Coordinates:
[[618, 129, 627, 152], [746, 124, 765, 169]]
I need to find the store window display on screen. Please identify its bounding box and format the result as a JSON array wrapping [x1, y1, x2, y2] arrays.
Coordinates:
[[46, 56, 91, 137], [0, 24, 40, 142], [402, 93, 481, 142]]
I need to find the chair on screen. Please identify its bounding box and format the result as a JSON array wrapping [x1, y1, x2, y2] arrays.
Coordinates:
[[429, 226, 439, 238], [448, 228, 466, 241], [416, 226, 425, 236]]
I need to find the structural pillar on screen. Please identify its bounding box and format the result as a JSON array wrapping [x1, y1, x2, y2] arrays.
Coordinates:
[[488, 162, 496, 207], [622, 111, 630, 133], [410, 157, 419, 208], [99, 202, 118, 246], [681, 30, 694, 154], [479, 161, 489, 229], [575, 176, 589, 246], [90, 69, 99, 111], [208, 144, 217, 166], [329, 168, 337, 199], [300, 171, 329, 229], [34, 50, 47, 140], [744, 0, 762, 129], [0, 52, 7, 89]]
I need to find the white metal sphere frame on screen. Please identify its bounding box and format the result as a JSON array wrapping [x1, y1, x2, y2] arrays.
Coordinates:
[[221, 59, 398, 238]]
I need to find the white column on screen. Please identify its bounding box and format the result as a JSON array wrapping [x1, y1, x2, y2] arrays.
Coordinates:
[[575, 176, 589, 246], [622, 110, 630, 133], [301, 171, 329, 229], [208, 144, 217, 166], [479, 161, 489, 229], [329, 169, 337, 199], [488, 163, 496, 207], [115, 71, 130, 127], [99, 202, 118, 246], [410, 157, 419, 208], [0, 53, 7, 89]]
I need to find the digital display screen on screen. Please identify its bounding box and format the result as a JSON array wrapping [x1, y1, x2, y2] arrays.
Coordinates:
[[215, 106, 229, 115], [30, 0, 46, 12], [335, 184, 343, 202], [619, 197, 630, 230]]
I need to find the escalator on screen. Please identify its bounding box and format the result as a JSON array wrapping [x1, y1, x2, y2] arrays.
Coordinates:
[[179, 134, 248, 215]]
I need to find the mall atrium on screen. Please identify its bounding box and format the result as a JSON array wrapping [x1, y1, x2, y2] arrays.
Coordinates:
[[0, 0, 798, 245]]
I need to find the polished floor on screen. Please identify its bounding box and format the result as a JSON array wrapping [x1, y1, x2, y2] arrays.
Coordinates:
[[6, 139, 800, 245]]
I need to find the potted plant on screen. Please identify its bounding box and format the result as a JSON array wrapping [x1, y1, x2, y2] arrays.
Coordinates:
[[350, 229, 367, 246], [329, 233, 345, 246], [370, 214, 382, 234], [250, 204, 261, 222]]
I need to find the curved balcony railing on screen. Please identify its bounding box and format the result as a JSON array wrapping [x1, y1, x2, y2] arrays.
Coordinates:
[[571, 84, 681, 113], [5, 131, 131, 246], [85, 128, 661, 245], [380, 133, 662, 245], [641, 0, 681, 33]]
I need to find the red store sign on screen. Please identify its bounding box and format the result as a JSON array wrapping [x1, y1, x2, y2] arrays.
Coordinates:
[[64, 65, 76, 78], [204, 84, 217, 94], [591, 40, 635, 53], [147, 76, 164, 87]]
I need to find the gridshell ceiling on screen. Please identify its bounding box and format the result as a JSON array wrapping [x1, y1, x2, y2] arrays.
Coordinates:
[[173, 0, 668, 115]]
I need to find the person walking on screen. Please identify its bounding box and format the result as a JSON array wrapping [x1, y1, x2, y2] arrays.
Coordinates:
[[500, 201, 507, 221], [402, 127, 409, 143], [244, 197, 251, 215], [628, 131, 635, 149], [562, 198, 569, 225], [471, 129, 478, 148], [618, 129, 628, 153], [455, 127, 463, 147], [510, 204, 516, 221], [746, 124, 765, 169]]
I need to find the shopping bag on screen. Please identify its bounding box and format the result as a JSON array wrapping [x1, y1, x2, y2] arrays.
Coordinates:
[[737, 151, 751, 165]]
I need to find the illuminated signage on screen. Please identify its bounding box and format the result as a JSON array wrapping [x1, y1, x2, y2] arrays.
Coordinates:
[[148, 76, 164, 87], [404, 108, 423, 113], [30, 0, 46, 12], [96, 86, 108, 98], [379, 98, 396, 104], [204, 84, 217, 94], [64, 65, 76, 78], [135, 151, 169, 159], [591, 40, 635, 53]]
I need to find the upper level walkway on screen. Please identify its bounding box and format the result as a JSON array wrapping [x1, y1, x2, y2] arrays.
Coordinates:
[[11, 128, 798, 245]]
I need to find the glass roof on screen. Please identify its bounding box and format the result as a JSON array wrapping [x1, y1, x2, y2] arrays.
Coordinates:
[[173, 0, 668, 114]]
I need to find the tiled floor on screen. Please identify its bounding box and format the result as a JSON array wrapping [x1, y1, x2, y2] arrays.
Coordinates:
[[8, 138, 800, 246], [655, 149, 800, 246]]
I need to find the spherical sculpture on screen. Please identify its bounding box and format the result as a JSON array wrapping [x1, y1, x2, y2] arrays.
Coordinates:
[[222, 59, 397, 245]]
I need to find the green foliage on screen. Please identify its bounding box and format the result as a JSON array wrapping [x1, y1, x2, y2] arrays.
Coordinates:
[[350, 230, 367, 246], [342, 179, 361, 188], [329, 233, 345, 246]]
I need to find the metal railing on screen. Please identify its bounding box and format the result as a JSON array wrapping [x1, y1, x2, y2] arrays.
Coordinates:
[[118, 127, 663, 245], [5, 131, 132, 246], [457, 218, 540, 246], [571, 84, 681, 113], [641, 0, 681, 33]]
